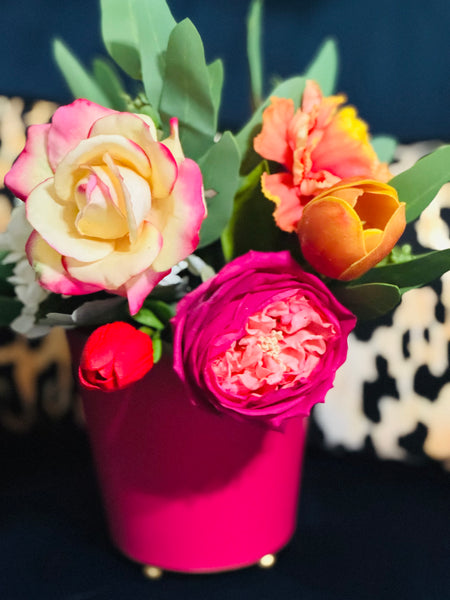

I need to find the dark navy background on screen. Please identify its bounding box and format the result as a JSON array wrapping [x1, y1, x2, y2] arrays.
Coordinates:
[[1, 2, 450, 598], [1, 0, 449, 142]]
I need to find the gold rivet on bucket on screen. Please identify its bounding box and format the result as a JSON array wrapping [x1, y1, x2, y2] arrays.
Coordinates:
[[142, 565, 163, 579], [258, 553, 276, 569]]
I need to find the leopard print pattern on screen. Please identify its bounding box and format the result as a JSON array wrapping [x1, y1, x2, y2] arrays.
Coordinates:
[[0, 97, 78, 432], [0, 99, 448, 466], [314, 144, 450, 468]]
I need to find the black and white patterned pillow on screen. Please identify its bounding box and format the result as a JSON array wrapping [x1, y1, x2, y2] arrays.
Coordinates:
[[312, 144, 450, 468]]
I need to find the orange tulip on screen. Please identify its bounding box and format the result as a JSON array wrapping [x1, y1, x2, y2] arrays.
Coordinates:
[[297, 178, 406, 280]]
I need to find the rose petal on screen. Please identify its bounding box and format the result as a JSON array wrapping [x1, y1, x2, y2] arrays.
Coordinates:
[[53, 134, 152, 202], [26, 179, 114, 261], [64, 221, 163, 289], [4, 124, 53, 201], [47, 99, 114, 170], [26, 231, 102, 295], [75, 173, 129, 239], [122, 268, 170, 315], [88, 112, 157, 144], [151, 158, 206, 271], [90, 112, 178, 199]]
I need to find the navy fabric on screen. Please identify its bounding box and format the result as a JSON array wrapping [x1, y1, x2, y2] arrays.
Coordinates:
[[1, 0, 449, 142], [1, 421, 449, 599]]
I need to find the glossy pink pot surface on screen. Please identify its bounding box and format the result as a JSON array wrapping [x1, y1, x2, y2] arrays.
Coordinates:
[[71, 336, 307, 573]]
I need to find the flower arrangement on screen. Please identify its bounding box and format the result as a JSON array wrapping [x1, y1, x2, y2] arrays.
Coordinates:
[[1, 0, 450, 428]]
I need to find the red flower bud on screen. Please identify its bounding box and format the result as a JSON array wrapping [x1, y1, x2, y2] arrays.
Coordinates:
[[78, 322, 154, 392]]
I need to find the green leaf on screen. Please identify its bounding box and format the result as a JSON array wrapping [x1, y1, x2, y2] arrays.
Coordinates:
[[100, 0, 142, 79], [134, 0, 177, 107], [142, 298, 175, 322], [207, 58, 224, 116], [356, 249, 450, 290], [0, 296, 22, 326], [390, 144, 450, 223], [0, 256, 15, 296], [152, 335, 163, 363], [53, 39, 111, 106], [134, 307, 165, 330], [235, 76, 306, 174], [198, 132, 241, 248], [303, 37, 339, 96], [221, 161, 292, 260], [92, 58, 129, 111], [372, 135, 397, 164], [332, 283, 402, 320], [159, 19, 217, 158], [247, 0, 264, 109]]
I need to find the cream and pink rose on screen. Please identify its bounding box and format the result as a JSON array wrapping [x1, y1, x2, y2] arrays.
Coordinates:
[[5, 99, 206, 314], [172, 251, 356, 426]]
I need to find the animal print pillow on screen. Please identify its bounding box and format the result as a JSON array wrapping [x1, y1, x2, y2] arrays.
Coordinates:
[[0, 99, 448, 467]]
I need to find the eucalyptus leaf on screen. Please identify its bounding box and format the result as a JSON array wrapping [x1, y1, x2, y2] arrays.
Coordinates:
[[247, 0, 264, 109], [207, 58, 224, 116], [303, 37, 339, 96], [53, 39, 111, 106], [92, 58, 129, 111], [198, 132, 241, 248], [356, 249, 450, 289], [134, 0, 177, 107], [235, 76, 306, 174], [332, 283, 401, 320], [390, 144, 450, 223], [100, 0, 142, 79], [159, 19, 217, 158], [372, 135, 397, 164]]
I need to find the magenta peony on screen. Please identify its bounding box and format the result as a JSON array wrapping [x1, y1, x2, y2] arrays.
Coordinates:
[[172, 251, 356, 426]]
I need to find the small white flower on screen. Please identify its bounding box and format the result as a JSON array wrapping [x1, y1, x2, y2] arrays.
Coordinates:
[[186, 254, 215, 282], [0, 203, 32, 263], [0, 203, 50, 337], [158, 260, 188, 287]]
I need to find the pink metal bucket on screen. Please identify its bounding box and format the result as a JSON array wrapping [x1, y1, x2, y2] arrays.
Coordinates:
[[71, 335, 307, 573]]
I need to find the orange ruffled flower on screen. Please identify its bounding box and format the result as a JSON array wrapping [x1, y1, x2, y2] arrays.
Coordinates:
[[253, 80, 392, 232], [297, 178, 406, 281]]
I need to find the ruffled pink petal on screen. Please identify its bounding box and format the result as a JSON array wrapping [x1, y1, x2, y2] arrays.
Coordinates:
[[151, 158, 206, 272], [302, 80, 345, 130], [311, 123, 375, 178], [4, 124, 53, 201], [47, 99, 114, 171], [261, 172, 303, 233], [253, 97, 295, 169]]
